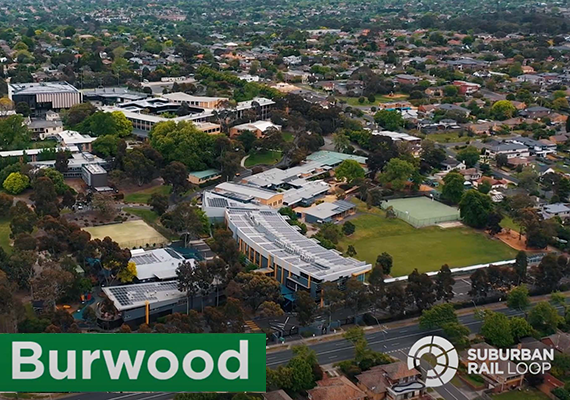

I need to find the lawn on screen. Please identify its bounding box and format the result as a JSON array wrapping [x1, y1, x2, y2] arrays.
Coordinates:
[[491, 389, 550, 400], [245, 150, 282, 167], [337, 200, 517, 277], [30, 140, 57, 149], [424, 131, 473, 143], [500, 216, 521, 232], [0, 217, 12, 254], [282, 132, 294, 143], [84, 219, 168, 248], [124, 185, 172, 204], [338, 93, 409, 107]]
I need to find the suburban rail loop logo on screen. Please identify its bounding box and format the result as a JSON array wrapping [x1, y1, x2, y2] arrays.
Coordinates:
[[407, 336, 459, 388]]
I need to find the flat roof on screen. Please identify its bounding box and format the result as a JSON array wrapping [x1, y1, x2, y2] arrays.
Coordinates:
[[103, 280, 185, 312], [306, 150, 367, 166], [216, 182, 280, 201], [9, 81, 79, 95], [55, 130, 97, 144], [163, 92, 228, 103], [189, 169, 221, 179], [131, 248, 190, 281], [83, 164, 106, 174], [303, 200, 355, 220]]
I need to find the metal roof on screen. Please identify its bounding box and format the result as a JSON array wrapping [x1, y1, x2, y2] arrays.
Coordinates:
[[102, 280, 185, 311]]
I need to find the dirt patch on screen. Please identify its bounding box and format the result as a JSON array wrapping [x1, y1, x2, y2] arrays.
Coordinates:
[[496, 229, 546, 252]]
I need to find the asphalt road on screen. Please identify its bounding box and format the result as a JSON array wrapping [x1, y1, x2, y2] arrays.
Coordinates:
[[50, 302, 565, 400]]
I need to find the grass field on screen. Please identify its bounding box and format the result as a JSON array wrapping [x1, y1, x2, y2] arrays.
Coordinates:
[[84, 220, 168, 248], [338, 200, 517, 277], [424, 132, 472, 143], [0, 217, 11, 254], [500, 216, 521, 232], [491, 389, 549, 400], [245, 150, 282, 167], [382, 197, 459, 227], [124, 185, 172, 204], [338, 93, 409, 106]]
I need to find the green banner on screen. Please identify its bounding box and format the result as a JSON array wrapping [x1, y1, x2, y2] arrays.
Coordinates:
[[0, 334, 266, 393]]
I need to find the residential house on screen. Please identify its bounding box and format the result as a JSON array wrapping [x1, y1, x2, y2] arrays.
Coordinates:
[[460, 343, 524, 393], [356, 361, 426, 400], [542, 332, 570, 355], [263, 390, 293, 400], [520, 106, 552, 120], [459, 168, 482, 182], [395, 74, 421, 85], [483, 142, 530, 159], [441, 158, 466, 172], [307, 376, 367, 400], [541, 203, 570, 219], [506, 137, 556, 157], [516, 75, 545, 85], [452, 80, 481, 95]]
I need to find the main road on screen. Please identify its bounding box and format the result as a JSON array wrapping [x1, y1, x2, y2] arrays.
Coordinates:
[[61, 301, 564, 400]]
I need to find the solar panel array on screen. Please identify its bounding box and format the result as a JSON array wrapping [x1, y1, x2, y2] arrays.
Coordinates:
[[227, 208, 370, 280], [105, 281, 181, 310], [130, 252, 161, 265]]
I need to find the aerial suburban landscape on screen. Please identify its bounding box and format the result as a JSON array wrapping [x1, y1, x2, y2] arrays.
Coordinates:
[[3, 0, 570, 399]]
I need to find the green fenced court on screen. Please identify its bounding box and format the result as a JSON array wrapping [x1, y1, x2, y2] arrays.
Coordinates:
[[84, 220, 168, 249], [381, 197, 460, 228]]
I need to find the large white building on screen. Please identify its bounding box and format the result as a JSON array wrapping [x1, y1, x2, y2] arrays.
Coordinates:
[[8, 81, 82, 113], [225, 207, 371, 298]]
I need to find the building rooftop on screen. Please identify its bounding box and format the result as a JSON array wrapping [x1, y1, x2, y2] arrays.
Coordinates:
[[188, 169, 221, 179], [83, 164, 106, 174], [102, 280, 185, 312], [306, 150, 367, 166], [131, 248, 190, 281], [9, 81, 79, 95], [226, 208, 371, 281], [55, 130, 97, 145], [216, 182, 279, 201], [163, 92, 228, 104], [302, 200, 355, 220]]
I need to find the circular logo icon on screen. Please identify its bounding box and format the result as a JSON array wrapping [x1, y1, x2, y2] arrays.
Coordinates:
[[407, 336, 459, 388]]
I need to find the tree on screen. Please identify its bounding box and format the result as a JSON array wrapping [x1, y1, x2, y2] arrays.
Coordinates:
[[150, 193, 169, 215], [333, 132, 350, 153], [406, 269, 436, 311], [54, 151, 69, 173], [342, 221, 355, 236], [31, 176, 59, 217], [457, 146, 480, 168], [344, 278, 370, 317], [442, 172, 465, 205], [9, 201, 37, 237], [92, 194, 117, 219], [491, 100, 517, 120], [233, 272, 282, 311], [0, 193, 13, 216], [111, 111, 133, 137], [510, 317, 533, 342], [528, 301, 561, 334], [162, 162, 188, 194], [256, 301, 284, 318], [374, 110, 404, 130], [117, 261, 137, 283], [3, 172, 29, 194], [335, 159, 365, 184], [496, 154, 509, 168], [481, 311, 514, 347], [435, 264, 455, 302], [460, 190, 494, 229], [469, 269, 491, 299], [346, 245, 357, 257], [419, 303, 458, 329], [507, 285, 530, 310], [161, 202, 209, 236], [92, 135, 119, 158], [442, 322, 470, 348], [385, 283, 406, 316], [532, 254, 565, 292], [295, 290, 317, 326], [31, 266, 74, 307], [380, 158, 416, 191], [123, 146, 162, 186], [376, 252, 393, 275], [64, 103, 96, 126], [0, 115, 30, 150], [61, 189, 76, 210]]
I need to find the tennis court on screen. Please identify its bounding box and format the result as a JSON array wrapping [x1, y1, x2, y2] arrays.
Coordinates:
[[84, 220, 168, 248], [381, 197, 460, 228]]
